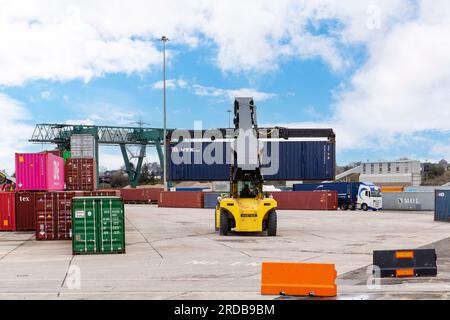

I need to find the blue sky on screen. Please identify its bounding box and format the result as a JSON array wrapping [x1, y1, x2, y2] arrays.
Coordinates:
[[1, 1, 450, 173]]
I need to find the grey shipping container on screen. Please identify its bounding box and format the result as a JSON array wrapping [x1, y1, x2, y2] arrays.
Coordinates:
[[70, 134, 96, 159], [167, 140, 335, 181], [204, 192, 230, 208], [435, 190, 450, 222], [382, 192, 434, 211], [405, 186, 450, 193]]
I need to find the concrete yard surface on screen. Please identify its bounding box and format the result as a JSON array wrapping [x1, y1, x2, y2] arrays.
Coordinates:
[[1, 205, 450, 300]]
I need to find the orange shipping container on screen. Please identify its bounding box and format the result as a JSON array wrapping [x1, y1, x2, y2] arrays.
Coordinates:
[[380, 186, 404, 193]]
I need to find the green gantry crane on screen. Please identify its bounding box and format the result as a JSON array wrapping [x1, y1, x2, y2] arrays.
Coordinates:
[[29, 123, 165, 188]]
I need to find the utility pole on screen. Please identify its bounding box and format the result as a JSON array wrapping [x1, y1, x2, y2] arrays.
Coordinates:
[[161, 35, 169, 191]]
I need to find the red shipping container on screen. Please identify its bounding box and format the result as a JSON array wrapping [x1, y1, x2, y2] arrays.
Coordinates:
[[65, 158, 97, 191], [15, 153, 65, 191], [0, 192, 16, 231], [35, 191, 75, 240], [159, 191, 204, 208], [120, 188, 163, 204], [83, 190, 118, 197], [271, 191, 338, 210], [15, 192, 36, 231]]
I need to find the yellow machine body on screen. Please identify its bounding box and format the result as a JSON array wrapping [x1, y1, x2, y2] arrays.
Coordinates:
[[216, 197, 277, 232]]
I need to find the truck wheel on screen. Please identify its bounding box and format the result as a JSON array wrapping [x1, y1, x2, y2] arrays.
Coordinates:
[[219, 210, 229, 236], [349, 203, 356, 211], [340, 203, 349, 211], [361, 203, 369, 211], [267, 211, 277, 237]]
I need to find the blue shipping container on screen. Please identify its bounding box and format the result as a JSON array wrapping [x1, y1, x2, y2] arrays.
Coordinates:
[[203, 192, 230, 208], [167, 141, 335, 181], [435, 190, 450, 222], [175, 188, 208, 192]]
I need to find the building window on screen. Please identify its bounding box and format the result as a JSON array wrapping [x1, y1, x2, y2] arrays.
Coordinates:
[[363, 164, 366, 174], [371, 163, 374, 174], [405, 167, 408, 173], [396, 166, 400, 173], [379, 164, 382, 174], [387, 163, 391, 173]]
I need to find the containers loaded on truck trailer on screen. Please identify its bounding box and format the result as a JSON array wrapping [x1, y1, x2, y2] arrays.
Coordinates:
[[293, 182, 382, 211]]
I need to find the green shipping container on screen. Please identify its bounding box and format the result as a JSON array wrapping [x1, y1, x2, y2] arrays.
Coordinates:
[[72, 197, 125, 255], [63, 150, 71, 162]]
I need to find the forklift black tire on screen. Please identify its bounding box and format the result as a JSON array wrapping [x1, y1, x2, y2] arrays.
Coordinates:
[[340, 203, 349, 211], [267, 210, 277, 237], [214, 206, 219, 231], [349, 203, 356, 211], [219, 210, 229, 236], [361, 203, 369, 211]]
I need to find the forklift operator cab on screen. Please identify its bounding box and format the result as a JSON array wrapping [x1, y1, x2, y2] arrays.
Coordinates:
[[239, 181, 256, 198]]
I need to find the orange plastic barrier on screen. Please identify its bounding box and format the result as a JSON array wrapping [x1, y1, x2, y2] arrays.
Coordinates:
[[261, 262, 337, 297]]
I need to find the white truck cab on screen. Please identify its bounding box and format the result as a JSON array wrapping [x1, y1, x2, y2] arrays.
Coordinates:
[[358, 182, 383, 211]]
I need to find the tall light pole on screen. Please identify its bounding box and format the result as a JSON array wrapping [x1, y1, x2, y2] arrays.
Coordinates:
[[161, 35, 169, 191], [227, 110, 231, 128]]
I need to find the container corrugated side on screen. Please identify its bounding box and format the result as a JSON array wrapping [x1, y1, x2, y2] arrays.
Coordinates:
[[16, 153, 47, 191], [167, 140, 335, 181], [435, 190, 450, 222], [271, 191, 338, 210], [72, 197, 125, 254], [382, 192, 434, 211], [15, 192, 36, 231], [159, 191, 204, 208], [0, 192, 16, 231]]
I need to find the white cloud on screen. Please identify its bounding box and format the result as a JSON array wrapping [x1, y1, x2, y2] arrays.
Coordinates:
[[192, 85, 276, 102], [0, 0, 414, 86], [327, 0, 450, 150], [0, 93, 35, 173], [152, 79, 187, 90], [40, 90, 51, 100]]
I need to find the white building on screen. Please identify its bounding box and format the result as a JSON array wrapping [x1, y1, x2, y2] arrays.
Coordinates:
[[337, 160, 422, 187]]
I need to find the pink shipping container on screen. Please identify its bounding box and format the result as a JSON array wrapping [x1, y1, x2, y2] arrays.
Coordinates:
[[15, 153, 65, 191]]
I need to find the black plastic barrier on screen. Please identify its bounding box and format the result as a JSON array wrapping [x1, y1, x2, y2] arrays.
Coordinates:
[[373, 249, 437, 278]]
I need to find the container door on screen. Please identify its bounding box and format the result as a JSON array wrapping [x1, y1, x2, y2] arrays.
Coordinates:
[[56, 192, 74, 240], [36, 193, 55, 240], [72, 198, 97, 253], [97, 198, 125, 253]]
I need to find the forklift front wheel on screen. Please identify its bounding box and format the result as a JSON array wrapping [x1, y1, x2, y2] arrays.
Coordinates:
[[219, 210, 230, 236], [267, 210, 277, 237]]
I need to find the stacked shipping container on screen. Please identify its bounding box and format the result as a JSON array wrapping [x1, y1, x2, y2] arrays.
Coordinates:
[[15, 153, 65, 191], [65, 158, 97, 191]]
